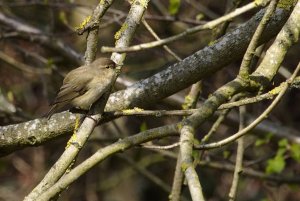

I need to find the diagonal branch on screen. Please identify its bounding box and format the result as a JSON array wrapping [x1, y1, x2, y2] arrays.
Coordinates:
[[101, 2, 262, 53], [195, 63, 300, 150], [0, 7, 293, 155], [37, 125, 178, 200], [25, 0, 149, 200]]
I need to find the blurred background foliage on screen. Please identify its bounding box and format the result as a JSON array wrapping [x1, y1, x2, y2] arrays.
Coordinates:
[[0, 0, 300, 200]]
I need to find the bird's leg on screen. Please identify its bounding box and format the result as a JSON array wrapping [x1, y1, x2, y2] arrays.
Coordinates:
[[69, 107, 89, 125], [84, 105, 99, 123], [85, 115, 98, 124]]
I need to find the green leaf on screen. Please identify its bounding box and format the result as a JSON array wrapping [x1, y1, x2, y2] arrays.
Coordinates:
[[255, 139, 266, 147], [266, 154, 286, 174], [278, 139, 288, 147], [193, 138, 201, 146], [192, 149, 200, 163], [255, 133, 273, 146], [277, 147, 286, 156], [140, 122, 148, 132], [168, 0, 181, 15], [223, 150, 230, 159], [59, 11, 68, 25], [290, 143, 300, 162], [195, 13, 204, 21], [254, 0, 269, 6]]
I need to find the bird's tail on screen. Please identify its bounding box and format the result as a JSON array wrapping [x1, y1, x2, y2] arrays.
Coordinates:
[[45, 104, 58, 119]]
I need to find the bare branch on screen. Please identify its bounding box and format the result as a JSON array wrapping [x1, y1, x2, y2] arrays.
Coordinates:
[[101, 2, 259, 53], [228, 106, 246, 201], [180, 125, 205, 201], [239, 0, 279, 78], [0, 7, 293, 155], [36, 125, 177, 200], [196, 62, 300, 150]]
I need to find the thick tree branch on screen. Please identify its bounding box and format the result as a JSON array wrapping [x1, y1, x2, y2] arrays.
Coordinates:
[[105, 8, 291, 111], [196, 63, 300, 150], [0, 7, 292, 155]]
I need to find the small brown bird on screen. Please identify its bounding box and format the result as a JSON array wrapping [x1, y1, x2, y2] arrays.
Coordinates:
[[47, 58, 117, 118]]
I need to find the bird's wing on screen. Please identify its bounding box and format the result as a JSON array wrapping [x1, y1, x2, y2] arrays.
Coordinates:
[[51, 68, 93, 105], [52, 85, 83, 105], [63, 66, 88, 84]]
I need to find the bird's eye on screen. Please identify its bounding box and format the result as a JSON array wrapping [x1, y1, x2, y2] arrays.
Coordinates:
[[107, 64, 115, 69]]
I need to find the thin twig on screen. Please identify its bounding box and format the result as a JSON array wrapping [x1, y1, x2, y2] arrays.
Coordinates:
[[212, 0, 244, 39], [102, 82, 300, 118], [195, 62, 300, 150], [171, 81, 202, 201], [101, 2, 259, 53], [198, 160, 300, 184], [228, 106, 246, 201], [142, 19, 182, 61], [141, 142, 180, 150], [119, 156, 172, 193], [169, 152, 184, 201], [239, 0, 279, 78], [202, 93, 246, 143], [36, 125, 178, 201], [144, 14, 207, 25], [98, 154, 164, 191]]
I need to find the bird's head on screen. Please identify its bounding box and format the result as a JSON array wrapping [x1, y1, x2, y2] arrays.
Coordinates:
[[93, 58, 117, 70]]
